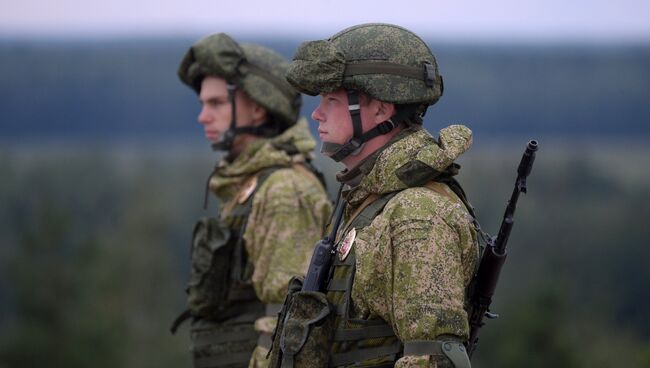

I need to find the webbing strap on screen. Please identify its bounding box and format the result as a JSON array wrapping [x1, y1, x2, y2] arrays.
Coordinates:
[[424, 181, 461, 204], [193, 328, 258, 348], [403, 340, 444, 356], [332, 251, 356, 266], [194, 352, 252, 368], [344, 62, 428, 81], [352, 191, 399, 230], [337, 193, 381, 241], [327, 278, 348, 291], [334, 303, 347, 316], [329, 341, 402, 367], [348, 90, 363, 139], [329, 121, 397, 163], [333, 324, 395, 341]]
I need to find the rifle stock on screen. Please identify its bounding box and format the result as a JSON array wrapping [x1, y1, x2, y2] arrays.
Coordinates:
[[467, 140, 538, 357]]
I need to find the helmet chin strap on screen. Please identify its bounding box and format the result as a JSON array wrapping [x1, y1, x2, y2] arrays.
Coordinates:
[[211, 84, 282, 152], [321, 90, 397, 162]]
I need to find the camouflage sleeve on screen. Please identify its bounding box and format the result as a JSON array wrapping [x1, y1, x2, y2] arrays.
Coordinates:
[[243, 167, 331, 304], [353, 187, 477, 368]]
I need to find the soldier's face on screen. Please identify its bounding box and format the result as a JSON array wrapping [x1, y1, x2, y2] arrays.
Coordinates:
[[312, 89, 398, 166], [197, 76, 260, 153], [311, 90, 354, 149]]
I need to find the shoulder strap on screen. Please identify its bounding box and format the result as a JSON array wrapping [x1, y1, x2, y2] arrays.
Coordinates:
[[437, 176, 476, 219], [225, 166, 284, 285], [222, 166, 281, 218], [336, 191, 399, 242]]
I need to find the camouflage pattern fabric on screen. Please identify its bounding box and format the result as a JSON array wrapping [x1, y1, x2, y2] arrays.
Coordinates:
[[178, 33, 301, 126], [287, 23, 443, 106], [333, 125, 478, 367], [208, 119, 332, 367]]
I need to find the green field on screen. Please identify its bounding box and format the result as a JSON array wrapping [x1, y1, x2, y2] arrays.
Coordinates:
[[1, 140, 649, 367]]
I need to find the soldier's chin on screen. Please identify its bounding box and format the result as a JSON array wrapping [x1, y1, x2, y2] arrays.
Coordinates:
[[205, 133, 220, 142]]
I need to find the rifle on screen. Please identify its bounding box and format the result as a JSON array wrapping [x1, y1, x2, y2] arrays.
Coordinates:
[[467, 140, 538, 357], [301, 198, 346, 292]]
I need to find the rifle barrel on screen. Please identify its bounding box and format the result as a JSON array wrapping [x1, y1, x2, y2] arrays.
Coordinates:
[[467, 140, 538, 357]]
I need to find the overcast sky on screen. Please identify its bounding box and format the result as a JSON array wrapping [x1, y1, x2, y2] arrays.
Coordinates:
[[1, 0, 649, 42]]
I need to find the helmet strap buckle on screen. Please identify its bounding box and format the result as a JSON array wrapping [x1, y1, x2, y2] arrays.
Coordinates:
[[423, 62, 435, 87]]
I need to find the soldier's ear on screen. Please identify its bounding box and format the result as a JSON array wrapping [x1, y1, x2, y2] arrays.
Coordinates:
[[250, 101, 267, 124], [375, 100, 395, 125]]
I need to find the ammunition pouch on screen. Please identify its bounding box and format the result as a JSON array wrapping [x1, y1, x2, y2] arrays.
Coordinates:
[[183, 217, 256, 321], [269, 277, 335, 368]]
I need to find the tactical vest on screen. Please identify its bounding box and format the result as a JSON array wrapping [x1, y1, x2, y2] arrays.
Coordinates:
[[173, 167, 286, 368], [270, 177, 474, 368], [326, 180, 472, 367], [326, 191, 401, 367]]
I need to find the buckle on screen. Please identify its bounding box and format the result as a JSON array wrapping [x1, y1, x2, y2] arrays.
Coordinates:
[[423, 62, 435, 87]]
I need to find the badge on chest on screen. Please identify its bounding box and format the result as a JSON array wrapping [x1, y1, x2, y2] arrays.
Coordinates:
[[338, 228, 356, 261], [237, 175, 258, 204]]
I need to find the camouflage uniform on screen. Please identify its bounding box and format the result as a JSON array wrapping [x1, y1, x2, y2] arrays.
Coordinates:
[[174, 33, 332, 368], [208, 119, 331, 368], [270, 24, 478, 368], [328, 124, 477, 367]]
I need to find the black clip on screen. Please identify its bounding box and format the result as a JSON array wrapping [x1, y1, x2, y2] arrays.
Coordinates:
[[423, 62, 435, 87]]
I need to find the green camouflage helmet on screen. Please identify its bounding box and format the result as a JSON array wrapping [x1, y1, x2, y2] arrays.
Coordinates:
[[178, 33, 302, 126], [287, 23, 443, 106]]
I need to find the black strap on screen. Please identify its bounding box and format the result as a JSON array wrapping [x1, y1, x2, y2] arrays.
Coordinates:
[[344, 61, 434, 83], [170, 309, 192, 334], [355, 191, 397, 230], [326, 278, 348, 291], [347, 90, 363, 139], [329, 120, 397, 162], [439, 176, 476, 219], [403, 340, 444, 356], [329, 341, 402, 367], [210, 82, 287, 152], [333, 324, 395, 341], [210, 84, 238, 152], [328, 90, 398, 162]]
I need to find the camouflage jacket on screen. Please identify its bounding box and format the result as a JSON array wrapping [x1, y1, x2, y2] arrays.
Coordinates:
[[209, 119, 332, 366], [336, 125, 478, 367]]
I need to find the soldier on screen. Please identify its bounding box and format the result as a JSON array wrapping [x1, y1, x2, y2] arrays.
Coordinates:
[[270, 23, 479, 367], [171, 33, 332, 368]]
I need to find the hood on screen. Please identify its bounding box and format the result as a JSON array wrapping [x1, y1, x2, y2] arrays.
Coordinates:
[[344, 124, 473, 207], [209, 118, 317, 199]]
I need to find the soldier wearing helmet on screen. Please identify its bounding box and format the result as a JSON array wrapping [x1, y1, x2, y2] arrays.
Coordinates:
[[269, 24, 478, 368], [171, 33, 332, 368]]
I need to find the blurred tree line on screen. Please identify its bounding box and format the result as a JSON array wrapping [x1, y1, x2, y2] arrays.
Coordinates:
[[1, 39, 649, 143], [1, 141, 648, 368]]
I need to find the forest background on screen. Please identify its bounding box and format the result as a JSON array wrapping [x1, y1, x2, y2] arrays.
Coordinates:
[[1, 34, 649, 368]]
